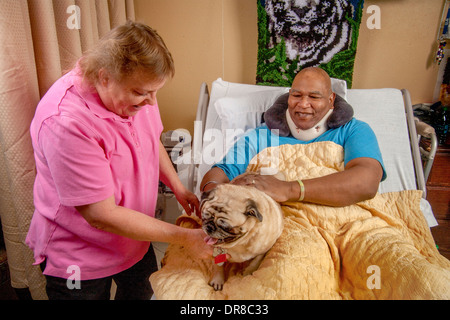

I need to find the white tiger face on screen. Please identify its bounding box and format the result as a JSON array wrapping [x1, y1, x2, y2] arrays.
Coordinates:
[[265, 0, 352, 66]]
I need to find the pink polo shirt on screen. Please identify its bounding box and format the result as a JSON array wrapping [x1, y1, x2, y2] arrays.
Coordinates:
[[26, 67, 163, 280]]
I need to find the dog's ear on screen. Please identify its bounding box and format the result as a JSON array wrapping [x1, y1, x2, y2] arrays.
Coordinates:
[[245, 200, 263, 222], [200, 188, 215, 209], [201, 189, 213, 201]]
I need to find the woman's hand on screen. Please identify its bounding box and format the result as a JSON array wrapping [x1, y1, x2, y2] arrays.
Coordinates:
[[184, 228, 214, 260], [174, 187, 200, 218], [77, 196, 213, 259]]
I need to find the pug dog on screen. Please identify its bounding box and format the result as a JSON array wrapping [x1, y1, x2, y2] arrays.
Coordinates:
[[201, 183, 284, 291]]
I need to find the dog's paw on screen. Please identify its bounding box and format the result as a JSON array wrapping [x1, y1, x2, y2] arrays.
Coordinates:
[[209, 273, 225, 291], [209, 280, 223, 291]]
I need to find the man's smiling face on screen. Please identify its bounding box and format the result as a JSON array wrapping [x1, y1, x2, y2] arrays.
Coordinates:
[[287, 68, 335, 130]]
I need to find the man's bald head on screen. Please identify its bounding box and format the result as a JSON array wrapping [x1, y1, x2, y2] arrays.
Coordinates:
[[294, 67, 333, 96]]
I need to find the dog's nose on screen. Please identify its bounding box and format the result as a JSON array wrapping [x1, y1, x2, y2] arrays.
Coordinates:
[[205, 223, 216, 233]]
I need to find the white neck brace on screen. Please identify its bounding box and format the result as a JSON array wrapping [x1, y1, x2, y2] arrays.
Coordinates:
[[286, 108, 334, 141]]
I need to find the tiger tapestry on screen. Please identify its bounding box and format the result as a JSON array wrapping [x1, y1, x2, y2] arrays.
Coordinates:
[[256, 0, 364, 88]]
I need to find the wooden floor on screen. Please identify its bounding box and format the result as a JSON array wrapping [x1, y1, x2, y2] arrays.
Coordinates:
[[425, 143, 450, 261]]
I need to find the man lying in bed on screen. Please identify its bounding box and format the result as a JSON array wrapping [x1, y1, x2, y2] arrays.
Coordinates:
[[200, 67, 386, 207]]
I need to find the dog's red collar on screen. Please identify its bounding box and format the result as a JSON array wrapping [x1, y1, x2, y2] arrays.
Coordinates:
[[213, 247, 227, 266]]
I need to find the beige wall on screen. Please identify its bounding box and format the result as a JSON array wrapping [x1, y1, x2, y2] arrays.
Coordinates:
[[353, 0, 443, 100], [134, 0, 444, 134]]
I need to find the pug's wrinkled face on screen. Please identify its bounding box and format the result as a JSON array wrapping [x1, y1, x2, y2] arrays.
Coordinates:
[[201, 188, 263, 246]]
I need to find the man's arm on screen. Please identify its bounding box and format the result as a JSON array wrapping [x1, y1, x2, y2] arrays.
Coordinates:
[[298, 157, 383, 206], [199, 167, 230, 193], [217, 157, 383, 207]]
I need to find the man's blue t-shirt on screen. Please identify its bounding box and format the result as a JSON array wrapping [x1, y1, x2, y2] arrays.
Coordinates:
[[213, 118, 386, 181]]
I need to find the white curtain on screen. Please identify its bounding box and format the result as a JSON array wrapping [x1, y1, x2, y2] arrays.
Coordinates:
[[0, 0, 135, 300]]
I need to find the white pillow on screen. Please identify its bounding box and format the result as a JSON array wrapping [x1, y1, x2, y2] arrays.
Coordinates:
[[330, 78, 348, 101], [214, 78, 347, 153], [215, 88, 289, 153]]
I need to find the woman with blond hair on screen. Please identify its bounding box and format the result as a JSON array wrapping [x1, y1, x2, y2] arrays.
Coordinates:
[[26, 21, 212, 300]]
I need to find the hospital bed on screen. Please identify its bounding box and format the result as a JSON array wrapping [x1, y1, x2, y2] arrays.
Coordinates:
[[150, 78, 450, 300], [188, 78, 437, 225]]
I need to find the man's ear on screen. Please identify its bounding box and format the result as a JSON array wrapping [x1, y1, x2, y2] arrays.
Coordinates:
[[327, 94, 354, 129], [245, 200, 263, 222], [329, 92, 336, 108]]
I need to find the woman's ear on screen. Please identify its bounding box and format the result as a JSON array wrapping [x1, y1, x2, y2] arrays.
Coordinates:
[[97, 68, 110, 87]]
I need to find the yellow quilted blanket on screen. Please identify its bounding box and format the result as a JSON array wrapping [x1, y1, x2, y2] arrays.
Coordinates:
[[150, 142, 450, 299]]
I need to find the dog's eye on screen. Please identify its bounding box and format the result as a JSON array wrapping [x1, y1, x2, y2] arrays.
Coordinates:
[[202, 210, 213, 219], [212, 206, 225, 213], [217, 218, 231, 230]]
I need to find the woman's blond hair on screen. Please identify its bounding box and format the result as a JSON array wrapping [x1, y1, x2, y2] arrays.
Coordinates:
[[79, 21, 174, 85]]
